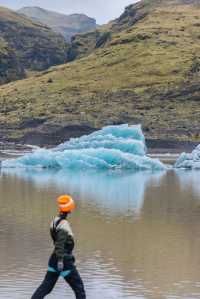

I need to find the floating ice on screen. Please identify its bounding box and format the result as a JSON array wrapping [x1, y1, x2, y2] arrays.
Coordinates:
[[55, 124, 146, 155], [175, 144, 200, 169], [2, 124, 166, 171]]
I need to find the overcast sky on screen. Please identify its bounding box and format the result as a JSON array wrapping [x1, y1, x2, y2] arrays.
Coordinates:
[[0, 0, 139, 24]]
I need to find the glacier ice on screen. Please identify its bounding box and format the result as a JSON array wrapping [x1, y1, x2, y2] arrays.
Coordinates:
[[175, 144, 200, 169], [55, 124, 146, 155], [2, 124, 166, 171]]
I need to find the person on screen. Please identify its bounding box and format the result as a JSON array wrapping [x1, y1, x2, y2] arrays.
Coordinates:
[[31, 194, 86, 299]]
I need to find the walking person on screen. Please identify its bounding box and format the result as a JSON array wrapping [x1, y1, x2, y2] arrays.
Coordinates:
[[31, 195, 86, 299]]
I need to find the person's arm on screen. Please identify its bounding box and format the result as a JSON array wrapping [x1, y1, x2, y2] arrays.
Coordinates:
[[54, 229, 68, 262]]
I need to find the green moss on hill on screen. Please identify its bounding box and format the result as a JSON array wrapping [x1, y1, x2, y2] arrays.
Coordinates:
[[1, 1, 200, 144]]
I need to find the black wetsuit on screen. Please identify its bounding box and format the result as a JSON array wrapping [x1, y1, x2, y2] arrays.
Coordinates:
[[31, 215, 86, 299]]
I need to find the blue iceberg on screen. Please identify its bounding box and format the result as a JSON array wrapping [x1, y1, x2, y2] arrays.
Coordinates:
[[2, 124, 166, 171], [55, 124, 146, 155], [175, 145, 200, 169]]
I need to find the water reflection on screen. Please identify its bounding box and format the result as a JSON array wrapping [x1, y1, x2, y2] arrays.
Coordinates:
[[1, 168, 165, 216], [176, 169, 200, 198], [1, 169, 200, 298]]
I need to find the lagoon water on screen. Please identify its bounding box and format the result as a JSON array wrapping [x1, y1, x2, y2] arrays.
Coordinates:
[[1, 168, 200, 299]]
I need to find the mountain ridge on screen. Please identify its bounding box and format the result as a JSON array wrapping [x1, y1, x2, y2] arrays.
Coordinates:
[[18, 6, 97, 42]]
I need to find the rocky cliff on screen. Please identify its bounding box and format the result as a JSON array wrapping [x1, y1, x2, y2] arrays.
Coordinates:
[[0, 7, 68, 84], [0, 37, 24, 84]]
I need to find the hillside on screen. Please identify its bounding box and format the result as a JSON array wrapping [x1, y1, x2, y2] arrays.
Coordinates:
[[0, 37, 24, 84], [1, 0, 200, 146], [69, 0, 200, 60], [0, 7, 68, 84], [68, 0, 157, 60], [18, 7, 97, 42]]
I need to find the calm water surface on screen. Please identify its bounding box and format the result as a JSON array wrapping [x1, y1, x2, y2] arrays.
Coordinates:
[[1, 168, 200, 299]]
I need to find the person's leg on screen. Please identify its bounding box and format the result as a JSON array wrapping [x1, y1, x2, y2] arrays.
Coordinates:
[[64, 267, 86, 299], [31, 271, 59, 299]]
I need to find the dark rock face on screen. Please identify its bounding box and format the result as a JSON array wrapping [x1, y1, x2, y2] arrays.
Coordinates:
[[18, 7, 97, 42], [0, 7, 69, 84], [68, 30, 102, 61], [112, 2, 151, 32], [146, 139, 199, 153], [0, 39, 24, 84], [14, 124, 96, 146]]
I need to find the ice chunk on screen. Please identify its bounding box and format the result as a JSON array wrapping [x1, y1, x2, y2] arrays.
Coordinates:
[[2, 124, 166, 171], [175, 144, 200, 169], [55, 124, 146, 155]]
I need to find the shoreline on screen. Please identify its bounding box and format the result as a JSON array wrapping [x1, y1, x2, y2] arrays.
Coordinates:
[[1, 123, 199, 153], [0, 136, 199, 156], [0, 127, 199, 162], [0, 139, 198, 154], [0, 138, 197, 163], [146, 139, 198, 154]]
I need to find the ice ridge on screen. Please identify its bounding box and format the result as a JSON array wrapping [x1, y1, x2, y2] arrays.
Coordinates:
[[2, 124, 166, 171], [175, 144, 200, 169]]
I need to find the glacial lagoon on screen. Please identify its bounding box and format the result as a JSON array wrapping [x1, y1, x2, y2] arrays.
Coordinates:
[[1, 168, 200, 298], [1, 125, 200, 298]]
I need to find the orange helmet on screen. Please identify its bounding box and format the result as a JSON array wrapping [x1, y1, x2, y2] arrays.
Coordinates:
[[57, 195, 75, 213]]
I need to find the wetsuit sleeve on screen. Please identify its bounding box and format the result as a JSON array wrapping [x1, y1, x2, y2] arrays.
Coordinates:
[[54, 229, 68, 261]]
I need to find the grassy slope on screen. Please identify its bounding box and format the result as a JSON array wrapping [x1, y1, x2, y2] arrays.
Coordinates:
[[1, 2, 200, 143], [68, 0, 158, 60]]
